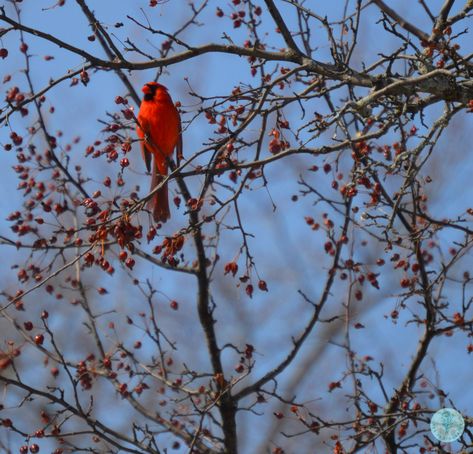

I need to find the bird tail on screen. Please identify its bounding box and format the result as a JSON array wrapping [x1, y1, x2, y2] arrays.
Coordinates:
[[148, 166, 170, 223]]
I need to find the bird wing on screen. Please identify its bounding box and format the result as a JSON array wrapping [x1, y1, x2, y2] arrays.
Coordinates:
[[137, 113, 152, 173], [176, 114, 183, 166]]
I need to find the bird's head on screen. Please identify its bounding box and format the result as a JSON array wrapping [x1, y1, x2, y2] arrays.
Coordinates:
[[141, 82, 168, 101]]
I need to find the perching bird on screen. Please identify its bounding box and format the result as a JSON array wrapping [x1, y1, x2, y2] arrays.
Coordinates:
[[136, 82, 182, 223]]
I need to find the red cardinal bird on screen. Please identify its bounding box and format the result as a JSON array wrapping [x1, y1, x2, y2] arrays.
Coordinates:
[[136, 82, 182, 223]]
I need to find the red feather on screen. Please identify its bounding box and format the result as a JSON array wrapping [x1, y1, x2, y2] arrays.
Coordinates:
[[136, 82, 182, 222]]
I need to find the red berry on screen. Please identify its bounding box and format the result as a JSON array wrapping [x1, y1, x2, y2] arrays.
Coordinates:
[[0, 48, 8, 59], [400, 278, 410, 288], [328, 381, 341, 391], [109, 149, 118, 161], [268, 138, 281, 154], [80, 70, 89, 85], [224, 261, 238, 277], [23, 321, 33, 331], [122, 108, 133, 120], [245, 284, 254, 298], [34, 334, 44, 345], [19, 42, 28, 53], [121, 141, 131, 153]]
